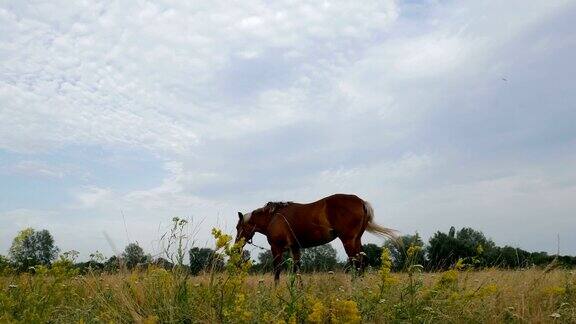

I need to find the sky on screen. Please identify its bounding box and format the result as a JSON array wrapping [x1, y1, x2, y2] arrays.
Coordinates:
[[1, 0, 575, 261]]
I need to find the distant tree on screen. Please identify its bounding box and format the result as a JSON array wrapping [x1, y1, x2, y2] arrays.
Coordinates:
[[362, 243, 383, 268], [189, 247, 224, 275], [75, 260, 104, 275], [256, 250, 274, 272], [301, 244, 338, 272], [104, 255, 121, 273], [426, 231, 462, 270], [254, 249, 292, 273], [530, 251, 551, 266], [384, 233, 425, 271], [9, 228, 59, 271], [456, 228, 495, 255], [448, 226, 456, 238], [153, 257, 175, 270], [122, 243, 149, 269], [489, 246, 531, 268], [427, 227, 496, 269]]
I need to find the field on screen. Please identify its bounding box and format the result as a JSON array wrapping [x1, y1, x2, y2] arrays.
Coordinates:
[[1, 266, 574, 323]]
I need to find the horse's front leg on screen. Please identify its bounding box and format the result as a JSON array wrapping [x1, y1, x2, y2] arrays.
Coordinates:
[[290, 247, 301, 273], [271, 245, 284, 285]]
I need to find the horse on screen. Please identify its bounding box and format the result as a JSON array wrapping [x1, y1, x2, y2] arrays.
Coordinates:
[[235, 193, 396, 283]]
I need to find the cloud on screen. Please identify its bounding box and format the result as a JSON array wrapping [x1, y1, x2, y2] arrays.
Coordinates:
[[0, 0, 399, 154], [1, 0, 575, 258]]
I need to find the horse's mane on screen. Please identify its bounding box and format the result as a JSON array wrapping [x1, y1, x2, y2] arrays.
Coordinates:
[[263, 201, 293, 213]]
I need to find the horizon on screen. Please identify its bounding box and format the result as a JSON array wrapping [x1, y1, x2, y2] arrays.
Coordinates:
[[1, 0, 575, 260]]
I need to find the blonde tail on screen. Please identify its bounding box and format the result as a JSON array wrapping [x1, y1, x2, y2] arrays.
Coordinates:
[[364, 200, 398, 239]]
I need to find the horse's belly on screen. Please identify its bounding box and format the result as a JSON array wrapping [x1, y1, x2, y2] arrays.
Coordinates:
[[298, 228, 336, 248]]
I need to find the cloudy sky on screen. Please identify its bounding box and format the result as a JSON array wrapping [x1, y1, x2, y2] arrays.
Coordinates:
[[1, 0, 575, 260]]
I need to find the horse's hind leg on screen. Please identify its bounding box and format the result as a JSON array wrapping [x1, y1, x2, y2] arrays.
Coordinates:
[[341, 238, 362, 271]]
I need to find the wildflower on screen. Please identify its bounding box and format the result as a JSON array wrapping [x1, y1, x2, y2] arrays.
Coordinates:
[[439, 270, 458, 287], [477, 283, 498, 297], [549, 312, 561, 318], [455, 258, 465, 270], [308, 300, 327, 324], [543, 286, 566, 296], [406, 244, 422, 258], [331, 300, 361, 324], [476, 244, 484, 255]]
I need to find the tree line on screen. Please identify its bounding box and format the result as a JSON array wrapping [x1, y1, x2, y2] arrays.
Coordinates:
[[1, 226, 574, 275]]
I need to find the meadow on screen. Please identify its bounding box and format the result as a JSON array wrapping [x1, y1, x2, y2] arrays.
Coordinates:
[[1, 232, 575, 323], [0, 267, 574, 323]]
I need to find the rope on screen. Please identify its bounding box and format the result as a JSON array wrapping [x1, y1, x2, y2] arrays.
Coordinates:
[[247, 241, 268, 250], [278, 212, 302, 249]]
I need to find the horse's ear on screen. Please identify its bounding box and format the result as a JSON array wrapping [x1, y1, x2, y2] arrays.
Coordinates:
[[265, 202, 275, 213], [238, 212, 243, 221]]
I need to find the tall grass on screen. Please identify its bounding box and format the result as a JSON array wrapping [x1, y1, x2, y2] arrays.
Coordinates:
[[2, 268, 574, 322], [1, 230, 574, 323]]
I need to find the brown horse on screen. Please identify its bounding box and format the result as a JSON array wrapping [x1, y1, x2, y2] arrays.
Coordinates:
[[235, 193, 396, 282]]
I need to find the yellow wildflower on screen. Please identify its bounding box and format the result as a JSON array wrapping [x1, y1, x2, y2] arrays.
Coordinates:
[[331, 300, 361, 324], [308, 300, 327, 324]]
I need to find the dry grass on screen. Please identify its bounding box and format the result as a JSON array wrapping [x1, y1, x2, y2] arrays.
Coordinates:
[[0, 267, 574, 323]]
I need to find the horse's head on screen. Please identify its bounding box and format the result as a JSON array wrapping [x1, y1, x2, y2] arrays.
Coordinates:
[[235, 210, 257, 245], [235, 202, 293, 245]]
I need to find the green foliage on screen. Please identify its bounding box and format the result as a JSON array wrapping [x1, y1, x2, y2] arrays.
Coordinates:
[[362, 243, 383, 268], [9, 228, 59, 272], [427, 227, 495, 270], [161, 217, 190, 268], [0, 226, 575, 323], [49, 251, 80, 277], [301, 244, 338, 272], [254, 249, 290, 273], [0, 255, 13, 275], [188, 247, 224, 275], [384, 233, 425, 271], [122, 243, 150, 270]]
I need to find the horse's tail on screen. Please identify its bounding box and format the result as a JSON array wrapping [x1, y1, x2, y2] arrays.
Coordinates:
[[363, 200, 398, 239]]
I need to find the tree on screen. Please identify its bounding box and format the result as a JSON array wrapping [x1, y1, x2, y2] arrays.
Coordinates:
[[153, 257, 175, 270], [104, 255, 121, 273], [362, 243, 383, 268], [426, 231, 461, 270], [301, 244, 338, 272], [122, 243, 149, 269], [383, 233, 425, 271], [427, 227, 496, 270], [189, 247, 224, 275], [9, 228, 59, 271], [255, 250, 274, 272], [254, 249, 291, 273]]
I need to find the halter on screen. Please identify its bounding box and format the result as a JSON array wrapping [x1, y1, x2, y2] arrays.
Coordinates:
[[247, 240, 268, 250]]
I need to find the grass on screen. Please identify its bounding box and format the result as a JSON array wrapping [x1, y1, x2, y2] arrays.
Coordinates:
[[1, 230, 574, 323], [0, 267, 574, 323]]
